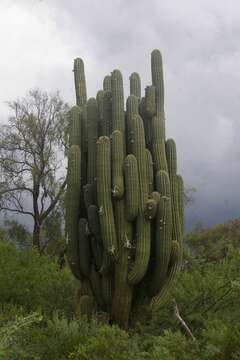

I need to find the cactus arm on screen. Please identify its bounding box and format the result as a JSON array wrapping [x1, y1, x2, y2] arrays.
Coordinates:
[[124, 154, 139, 221], [102, 91, 112, 136], [126, 95, 139, 153], [89, 266, 104, 308], [146, 149, 154, 193], [130, 72, 141, 100], [83, 183, 95, 210], [103, 75, 111, 91], [145, 86, 156, 118], [111, 200, 133, 329], [177, 174, 184, 236], [151, 49, 164, 116], [66, 145, 82, 279], [127, 114, 151, 285], [96, 90, 104, 135], [150, 241, 181, 308], [101, 274, 113, 311], [166, 139, 182, 249], [111, 130, 124, 199], [78, 218, 91, 277], [96, 136, 118, 260], [111, 70, 125, 138], [73, 58, 87, 107], [86, 98, 98, 186], [69, 106, 82, 147]]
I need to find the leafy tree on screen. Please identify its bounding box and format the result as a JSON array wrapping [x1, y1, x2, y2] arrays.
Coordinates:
[[0, 89, 69, 250], [184, 186, 196, 206], [41, 205, 65, 255], [4, 219, 31, 249]]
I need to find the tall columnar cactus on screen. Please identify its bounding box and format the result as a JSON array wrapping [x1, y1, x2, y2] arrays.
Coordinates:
[[73, 58, 87, 107], [66, 50, 184, 329], [130, 72, 141, 100]]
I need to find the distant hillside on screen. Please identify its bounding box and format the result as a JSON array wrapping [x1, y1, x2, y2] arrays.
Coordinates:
[[185, 218, 240, 261]]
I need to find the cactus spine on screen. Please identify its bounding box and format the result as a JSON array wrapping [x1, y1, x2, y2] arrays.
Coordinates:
[[66, 50, 184, 329]]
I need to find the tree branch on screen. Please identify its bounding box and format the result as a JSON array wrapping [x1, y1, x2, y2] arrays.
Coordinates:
[[0, 206, 34, 218], [41, 179, 66, 221], [173, 299, 196, 342], [0, 187, 33, 195]]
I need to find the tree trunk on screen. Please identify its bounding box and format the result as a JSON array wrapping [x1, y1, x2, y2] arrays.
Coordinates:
[[32, 220, 42, 251]]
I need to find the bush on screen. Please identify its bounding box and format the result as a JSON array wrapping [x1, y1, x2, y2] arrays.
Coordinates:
[[0, 240, 75, 316], [69, 325, 147, 360], [0, 314, 147, 360], [0, 219, 240, 359]]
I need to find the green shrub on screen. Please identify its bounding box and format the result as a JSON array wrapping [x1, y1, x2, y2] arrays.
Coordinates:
[[1, 314, 147, 360], [69, 325, 147, 360], [149, 331, 200, 360], [0, 240, 75, 316], [0, 311, 42, 359], [201, 319, 240, 360]]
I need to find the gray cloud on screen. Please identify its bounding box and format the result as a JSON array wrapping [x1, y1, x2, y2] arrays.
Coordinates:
[[0, 0, 239, 229]]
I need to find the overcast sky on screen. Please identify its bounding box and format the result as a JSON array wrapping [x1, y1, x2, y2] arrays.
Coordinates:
[[0, 0, 239, 230]]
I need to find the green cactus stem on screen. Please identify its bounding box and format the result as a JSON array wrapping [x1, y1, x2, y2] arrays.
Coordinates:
[[111, 130, 124, 199], [96, 136, 118, 260], [145, 86, 156, 118], [87, 98, 98, 186], [102, 91, 112, 136], [111, 70, 125, 138], [126, 95, 139, 153], [148, 195, 172, 296], [87, 204, 103, 270], [83, 183, 95, 210], [166, 139, 182, 247], [101, 275, 113, 311], [111, 200, 133, 329], [127, 114, 151, 285], [128, 215, 151, 285], [150, 241, 181, 309], [69, 106, 81, 147], [124, 154, 139, 221], [130, 72, 141, 100], [139, 97, 152, 148], [128, 114, 148, 211], [146, 149, 154, 193], [97, 90, 104, 133], [73, 58, 87, 107], [177, 175, 184, 236], [78, 218, 91, 277], [151, 49, 164, 116], [156, 170, 171, 197], [103, 75, 111, 91], [89, 266, 104, 307], [66, 145, 82, 280], [166, 139, 177, 174], [152, 114, 165, 142]]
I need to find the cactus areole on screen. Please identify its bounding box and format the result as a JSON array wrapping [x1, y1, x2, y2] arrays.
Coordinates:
[[66, 50, 184, 329]]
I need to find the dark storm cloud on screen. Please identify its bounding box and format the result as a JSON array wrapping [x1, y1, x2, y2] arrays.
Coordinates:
[[0, 0, 239, 229]]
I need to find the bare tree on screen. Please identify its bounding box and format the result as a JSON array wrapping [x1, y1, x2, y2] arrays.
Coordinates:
[[184, 186, 197, 206], [0, 89, 69, 250]]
